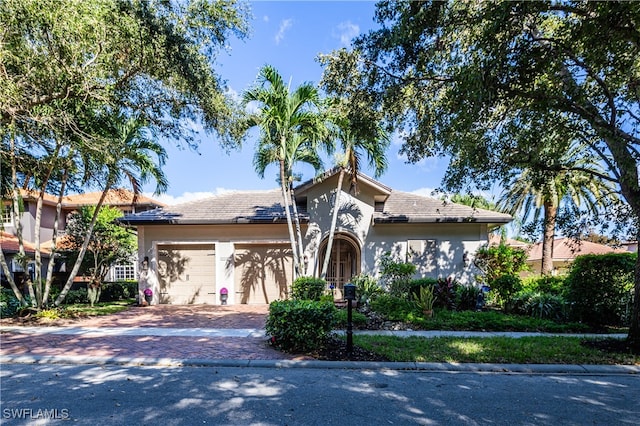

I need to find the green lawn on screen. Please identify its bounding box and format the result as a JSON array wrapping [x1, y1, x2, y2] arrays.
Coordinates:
[[50, 299, 135, 318], [349, 335, 639, 365]]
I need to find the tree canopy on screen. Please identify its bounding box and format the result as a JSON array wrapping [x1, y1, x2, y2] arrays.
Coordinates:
[[1, 0, 249, 148], [320, 0, 640, 348]]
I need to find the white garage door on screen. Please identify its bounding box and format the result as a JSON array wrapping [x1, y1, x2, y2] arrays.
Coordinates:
[[157, 244, 216, 304], [234, 244, 293, 304]]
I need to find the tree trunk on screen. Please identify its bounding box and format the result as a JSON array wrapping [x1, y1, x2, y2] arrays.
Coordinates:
[[278, 159, 300, 280], [54, 184, 111, 306], [321, 168, 345, 280], [541, 201, 557, 276], [289, 183, 306, 276], [1, 129, 26, 305], [42, 166, 69, 306]]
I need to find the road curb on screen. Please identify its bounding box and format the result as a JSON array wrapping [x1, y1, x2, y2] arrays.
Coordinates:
[[2, 354, 638, 374]]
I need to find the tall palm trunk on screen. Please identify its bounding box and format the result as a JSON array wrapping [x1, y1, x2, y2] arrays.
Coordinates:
[[279, 159, 301, 279], [289, 183, 306, 275], [321, 168, 345, 280], [541, 201, 557, 276]]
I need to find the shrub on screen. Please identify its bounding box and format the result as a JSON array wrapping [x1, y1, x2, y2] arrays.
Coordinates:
[[433, 277, 459, 310], [101, 281, 137, 302], [379, 252, 416, 299], [265, 299, 336, 352], [521, 275, 565, 295], [457, 285, 482, 311], [291, 276, 326, 301], [333, 308, 369, 328], [63, 288, 88, 304], [370, 294, 420, 321], [1, 288, 26, 318], [490, 274, 523, 308], [475, 242, 528, 284], [414, 285, 436, 314], [35, 308, 63, 320], [351, 274, 384, 305], [511, 291, 567, 321], [408, 278, 438, 300], [564, 253, 635, 326]]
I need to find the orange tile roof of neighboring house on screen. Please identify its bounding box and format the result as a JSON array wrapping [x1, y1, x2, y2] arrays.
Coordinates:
[[488, 234, 530, 248], [13, 188, 165, 208], [527, 237, 626, 261], [0, 232, 50, 256], [63, 189, 166, 207], [17, 189, 61, 205]]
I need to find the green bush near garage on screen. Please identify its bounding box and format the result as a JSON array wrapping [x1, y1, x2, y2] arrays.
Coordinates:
[[266, 299, 336, 352], [290, 276, 327, 301]]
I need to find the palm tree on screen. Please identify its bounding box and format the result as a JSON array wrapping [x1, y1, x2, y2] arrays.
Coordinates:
[[498, 143, 619, 275], [243, 65, 328, 279], [54, 114, 168, 305], [320, 111, 389, 280]]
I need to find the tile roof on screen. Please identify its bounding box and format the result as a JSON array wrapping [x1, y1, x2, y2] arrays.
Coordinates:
[[16, 188, 165, 208], [121, 187, 512, 226], [0, 232, 50, 256], [121, 189, 291, 224], [63, 189, 166, 207], [373, 191, 512, 224], [527, 238, 626, 261]]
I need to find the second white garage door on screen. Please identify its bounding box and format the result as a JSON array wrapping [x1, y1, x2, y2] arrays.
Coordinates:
[[234, 244, 293, 304], [157, 244, 216, 304]]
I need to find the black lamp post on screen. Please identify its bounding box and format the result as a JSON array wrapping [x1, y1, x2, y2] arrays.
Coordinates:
[[343, 282, 356, 355]]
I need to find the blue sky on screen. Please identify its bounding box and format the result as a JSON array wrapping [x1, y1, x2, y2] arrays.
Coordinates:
[[146, 1, 453, 205]]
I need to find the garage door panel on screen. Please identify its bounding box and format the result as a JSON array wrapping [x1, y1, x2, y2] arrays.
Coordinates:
[[157, 244, 215, 304], [235, 244, 292, 304]]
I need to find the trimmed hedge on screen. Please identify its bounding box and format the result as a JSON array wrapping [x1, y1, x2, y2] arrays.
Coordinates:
[[265, 299, 336, 352]]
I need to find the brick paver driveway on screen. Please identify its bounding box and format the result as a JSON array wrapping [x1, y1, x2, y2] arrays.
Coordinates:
[[1, 304, 308, 361]]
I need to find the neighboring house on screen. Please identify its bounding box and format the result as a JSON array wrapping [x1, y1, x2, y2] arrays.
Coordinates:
[[525, 237, 627, 276], [1, 189, 165, 287], [621, 240, 638, 253], [121, 171, 512, 305]]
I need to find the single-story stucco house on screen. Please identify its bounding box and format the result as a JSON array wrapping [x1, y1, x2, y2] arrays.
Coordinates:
[[121, 171, 512, 305]]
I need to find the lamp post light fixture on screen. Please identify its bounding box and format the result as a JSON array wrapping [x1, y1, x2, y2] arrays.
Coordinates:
[[343, 282, 356, 355]]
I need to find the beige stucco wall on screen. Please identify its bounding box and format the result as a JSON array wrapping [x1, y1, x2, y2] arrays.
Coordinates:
[[137, 223, 293, 305]]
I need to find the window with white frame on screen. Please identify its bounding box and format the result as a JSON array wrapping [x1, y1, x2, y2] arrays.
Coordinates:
[[3, 204, 13, 224], [113, 261, 136, 281]]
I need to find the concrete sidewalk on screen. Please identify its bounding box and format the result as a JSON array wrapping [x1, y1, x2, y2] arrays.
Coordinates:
[[1, 325, 628, 339]]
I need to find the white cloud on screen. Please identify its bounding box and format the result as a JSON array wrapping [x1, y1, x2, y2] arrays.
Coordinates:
[[411, 187, 441, 198], [333, 21, 359, 47], [263, 15, 269, 23], [275, 18, 293, 44], [225, 86, 240, 103], [147, 188, 234, 206]]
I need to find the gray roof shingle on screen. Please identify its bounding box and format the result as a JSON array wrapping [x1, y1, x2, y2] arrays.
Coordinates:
[[121, 187, 511, 226], [121, 189, 295, 225], [373, 191, 512, 224]]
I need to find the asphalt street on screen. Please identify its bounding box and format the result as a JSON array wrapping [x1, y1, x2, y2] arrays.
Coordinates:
[[1, 363, 638, 425]]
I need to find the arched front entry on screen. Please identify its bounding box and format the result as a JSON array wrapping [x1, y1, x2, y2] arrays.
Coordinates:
[[318, 233, 361, 299]]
